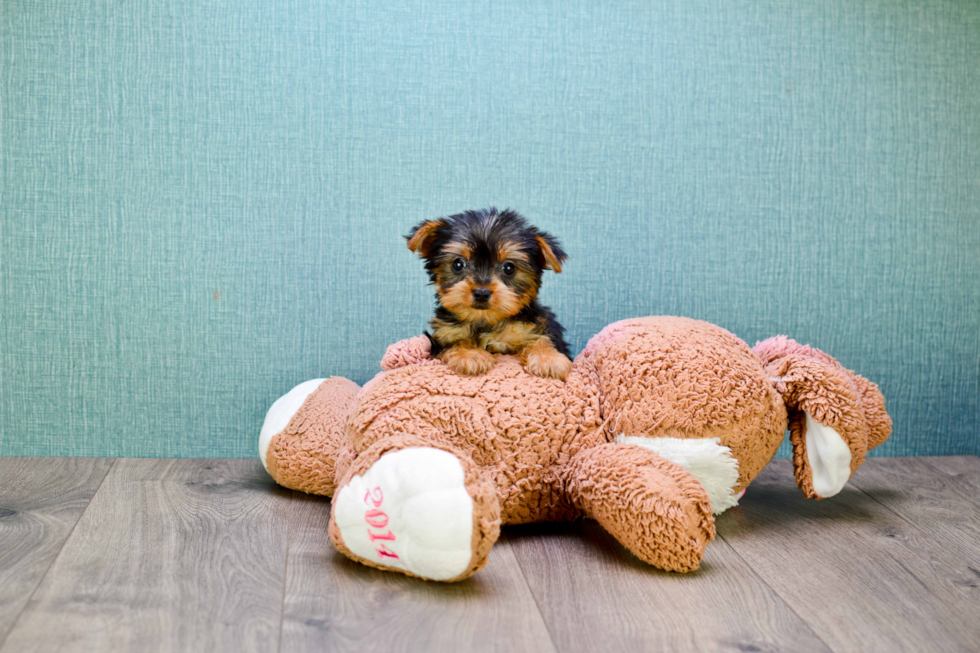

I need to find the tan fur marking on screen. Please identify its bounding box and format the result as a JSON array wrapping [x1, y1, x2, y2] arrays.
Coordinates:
[[521, 338, 572, 381], [518, 273, 539, 302], [407, 221, 443, 257], [430, 317, 474, 345], [482, 321, 544, 354], [443, 241, 472, 259], [438, 277, 525, 325], [439, 343, 496, 376], [497, 240, 530, 264], [535, 235, 563, 273]]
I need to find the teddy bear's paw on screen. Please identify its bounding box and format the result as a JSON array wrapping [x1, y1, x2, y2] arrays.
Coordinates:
[[522, 344, 572, 381], [380, 335, 432, 370], [258, 378, 326, 471], [804, 412, 853, 498], [331, 447, 482, 581], [440, 346, 495, 376]]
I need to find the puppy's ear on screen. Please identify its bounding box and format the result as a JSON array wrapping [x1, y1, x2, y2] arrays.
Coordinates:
[[406, 220, 445, 258], [535, 233, 567, 273]]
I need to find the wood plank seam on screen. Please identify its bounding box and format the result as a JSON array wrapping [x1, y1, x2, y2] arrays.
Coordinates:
[[0, 458, 117, 651], [718, 459, 980, 652], [711, 532, 834, 652], [919, 455, 980, 484], [848, 480, 972, 565], [276, 492, 297, 653], [500, 534, 563, 653], [1, 459, 293, 652]]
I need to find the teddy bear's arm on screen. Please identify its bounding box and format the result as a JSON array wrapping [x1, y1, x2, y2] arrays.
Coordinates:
[[380, 335, 433, 370]]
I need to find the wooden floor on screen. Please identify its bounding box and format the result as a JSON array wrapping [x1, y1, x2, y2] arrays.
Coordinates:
[[1, 457, 979, 653]]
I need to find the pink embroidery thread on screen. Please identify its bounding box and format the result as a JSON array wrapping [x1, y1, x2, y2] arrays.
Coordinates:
[[362, 486, 399, 559]]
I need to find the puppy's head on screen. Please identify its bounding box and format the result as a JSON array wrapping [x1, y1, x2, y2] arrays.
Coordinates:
[[407, 208, 566, 324]]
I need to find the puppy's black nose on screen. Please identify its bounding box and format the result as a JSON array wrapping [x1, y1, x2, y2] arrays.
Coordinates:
[[471, 288, 492, 304]]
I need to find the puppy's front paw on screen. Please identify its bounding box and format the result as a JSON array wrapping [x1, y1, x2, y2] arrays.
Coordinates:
[[440, 346, 495, 376], [522, 344, 572, 381]]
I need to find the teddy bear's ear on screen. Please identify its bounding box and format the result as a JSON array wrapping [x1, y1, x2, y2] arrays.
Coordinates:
[[406, 220, 446, 258], [535, 232, 567, 273], [851, 373, 892, 450]]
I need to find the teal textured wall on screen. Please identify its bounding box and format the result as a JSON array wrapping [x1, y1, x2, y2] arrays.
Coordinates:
[[2, 0, 978, 458]]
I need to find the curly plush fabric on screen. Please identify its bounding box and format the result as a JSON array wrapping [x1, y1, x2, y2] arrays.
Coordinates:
[[349, 355, 604, 524], [260, 316, 891, 580], [380, 335, 432, 371], [752, 335, 891, 498], [580, 317, 788, 491], [265, 376, 359, 497], [563, 443, 715, 572]]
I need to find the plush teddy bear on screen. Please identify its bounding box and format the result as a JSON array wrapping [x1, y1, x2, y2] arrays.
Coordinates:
[[258, 316, 890, 582]]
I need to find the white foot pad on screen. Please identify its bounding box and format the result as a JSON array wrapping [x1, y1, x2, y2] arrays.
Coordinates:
[[258, 379, 325, 470], [332, 447, 475, 581], [805, 412, 853, 498], [613, 435, 740, 514]]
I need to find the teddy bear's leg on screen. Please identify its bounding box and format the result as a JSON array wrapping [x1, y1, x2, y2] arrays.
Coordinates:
[[562, 442, 715, 573], [329, 437, 501, 582], [259, 376, 360, 497], [610, 435, 741, 514]]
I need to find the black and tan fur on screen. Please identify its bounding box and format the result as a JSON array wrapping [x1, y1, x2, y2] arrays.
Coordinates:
[[406, 208, 572, 380]]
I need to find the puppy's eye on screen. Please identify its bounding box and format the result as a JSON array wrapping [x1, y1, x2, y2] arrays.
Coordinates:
[[501, 262, 516, 276], [451, 258, 466, 273]]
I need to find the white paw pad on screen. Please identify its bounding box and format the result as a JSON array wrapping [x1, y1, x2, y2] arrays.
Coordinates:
[[613, 435, 740, 515], [332, 447, 474, 581], [259, 379, 325, 470]]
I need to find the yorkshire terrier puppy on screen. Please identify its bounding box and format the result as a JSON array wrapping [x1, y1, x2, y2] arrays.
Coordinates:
[[406, 208, 572, 380]]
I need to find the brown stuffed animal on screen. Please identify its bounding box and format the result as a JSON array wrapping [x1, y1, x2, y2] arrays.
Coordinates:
[[259, 316, 890, 581]]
